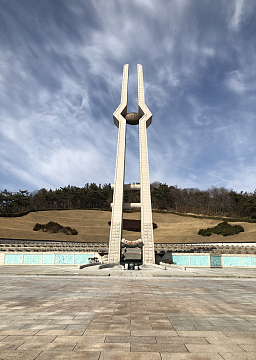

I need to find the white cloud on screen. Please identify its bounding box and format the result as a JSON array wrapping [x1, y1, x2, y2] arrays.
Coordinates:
[[202, 47, 215, 57], [225, 70, 245, 94], [225, 68, 256, 94], [229, 0, 245, 31], [1, 0, 256, 194]]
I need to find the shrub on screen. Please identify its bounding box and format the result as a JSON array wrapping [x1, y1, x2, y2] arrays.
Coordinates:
[[33, 221, 78, 235], [162, 258, 174, 264], [198, 221, 244, 237], [33, 223, 42, 231]]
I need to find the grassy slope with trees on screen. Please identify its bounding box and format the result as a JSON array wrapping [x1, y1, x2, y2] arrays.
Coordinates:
[[1, 209, 256, 244]]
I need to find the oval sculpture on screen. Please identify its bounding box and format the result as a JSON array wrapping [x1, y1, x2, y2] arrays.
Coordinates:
[[125, 112, 141, 125]]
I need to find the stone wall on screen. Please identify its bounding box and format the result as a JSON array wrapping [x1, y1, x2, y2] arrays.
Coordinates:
[[165, 253, 256, 267], [0, 252, 100, 265]]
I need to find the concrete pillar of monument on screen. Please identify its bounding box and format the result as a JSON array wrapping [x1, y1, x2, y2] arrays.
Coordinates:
[[137, 64, 155, 264], [108, 64, 128, 264]]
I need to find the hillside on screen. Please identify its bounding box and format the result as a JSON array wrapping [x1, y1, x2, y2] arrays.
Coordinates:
[[0, 209, 256, 244]]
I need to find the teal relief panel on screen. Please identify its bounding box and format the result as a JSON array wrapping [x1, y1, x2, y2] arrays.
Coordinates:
[[242, 257, 256, 267], [23, 254, 41, 264], [210, 256, 222, 267], [171, 255, 189, 266], [4, 254, 23, 264], [43, 254, 54, 264], [223, 256, 241, 267], [74, 253, 92, 264], [55, 254, 73, 264], [190, 255, 209, 266]]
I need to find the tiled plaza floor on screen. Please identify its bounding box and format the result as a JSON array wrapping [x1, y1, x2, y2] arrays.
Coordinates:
[[0, 272, 256, 359], [1, 264, 256, 278]]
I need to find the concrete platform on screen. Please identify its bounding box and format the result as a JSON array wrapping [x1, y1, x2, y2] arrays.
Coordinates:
[[1, 266, 256, 359]]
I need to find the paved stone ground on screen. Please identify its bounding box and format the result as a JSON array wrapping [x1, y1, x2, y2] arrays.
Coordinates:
[[1, 269, 256, 359], [1, 264, 256, 278]]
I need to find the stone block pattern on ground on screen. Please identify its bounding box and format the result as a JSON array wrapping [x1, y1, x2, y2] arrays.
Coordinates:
[[1, 275, 256, 359]]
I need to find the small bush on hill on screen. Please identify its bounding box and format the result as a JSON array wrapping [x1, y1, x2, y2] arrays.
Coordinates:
[[198, 221, 244, 237], [33, 221, 78, 235]]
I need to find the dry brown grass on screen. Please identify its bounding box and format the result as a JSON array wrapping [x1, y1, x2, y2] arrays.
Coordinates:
[[0, 210, 110, 243], [0, 210, 256, 243]]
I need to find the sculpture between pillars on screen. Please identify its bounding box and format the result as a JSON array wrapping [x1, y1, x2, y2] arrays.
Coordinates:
[[108, 64, 155, 265]]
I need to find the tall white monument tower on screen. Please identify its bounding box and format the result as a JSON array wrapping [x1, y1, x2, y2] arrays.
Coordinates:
[[108, 64, 155, 265]]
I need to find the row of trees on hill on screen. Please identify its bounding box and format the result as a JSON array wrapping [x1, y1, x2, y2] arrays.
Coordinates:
[[0, 183, 256, 219]]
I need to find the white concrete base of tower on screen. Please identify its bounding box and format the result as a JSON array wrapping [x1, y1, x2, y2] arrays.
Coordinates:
[[108, 64, 155, 265]]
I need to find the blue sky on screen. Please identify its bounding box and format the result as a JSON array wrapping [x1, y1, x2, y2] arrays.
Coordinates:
[[1, 0, 256, 193]]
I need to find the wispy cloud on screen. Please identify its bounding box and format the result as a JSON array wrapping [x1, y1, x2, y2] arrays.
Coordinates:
[[229, 0, 245, 31], [1, 0, 256, 193]]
